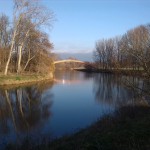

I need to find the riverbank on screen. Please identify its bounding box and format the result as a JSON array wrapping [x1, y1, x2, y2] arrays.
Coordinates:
[[0, 73, 53, 86], [6, 105, 150, 150]]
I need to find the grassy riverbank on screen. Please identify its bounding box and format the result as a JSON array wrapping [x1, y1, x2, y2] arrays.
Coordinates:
[[0, 73, 53, 86], [6, 105, 150, 150]]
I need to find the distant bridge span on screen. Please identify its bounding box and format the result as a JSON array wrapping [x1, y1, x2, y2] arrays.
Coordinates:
[[54, 59, 84, 64]]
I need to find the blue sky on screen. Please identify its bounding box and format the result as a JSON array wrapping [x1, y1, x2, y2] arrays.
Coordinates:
[[42, 0, 150, 53], [0, 0, 150, 59]]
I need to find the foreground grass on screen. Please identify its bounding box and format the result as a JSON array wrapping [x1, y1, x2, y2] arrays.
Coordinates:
[[6, 105, 150, 150], [0, 73, 53, 86]]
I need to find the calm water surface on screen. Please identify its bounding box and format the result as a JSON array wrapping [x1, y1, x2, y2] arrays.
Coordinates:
[[0, 71, 138, 148]]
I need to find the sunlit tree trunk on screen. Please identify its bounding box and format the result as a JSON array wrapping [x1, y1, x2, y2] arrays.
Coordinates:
[[4, 16, 21, 75]]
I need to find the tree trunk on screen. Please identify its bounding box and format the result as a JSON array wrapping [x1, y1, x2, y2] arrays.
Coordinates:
[[4, 16, 22, 75], [4, 39, 15, 75], [17, 45, 23, 74], [23, 55, 35, 71], [17, 30, 30, 74]]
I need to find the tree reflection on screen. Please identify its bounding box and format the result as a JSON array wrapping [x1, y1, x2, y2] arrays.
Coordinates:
[[123, 76, 150, 103], [0, 81, 54, 135], [93, 74, 137, 107]]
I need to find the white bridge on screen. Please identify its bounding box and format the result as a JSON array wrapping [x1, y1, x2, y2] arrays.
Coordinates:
[[54, 59, 84, 64]]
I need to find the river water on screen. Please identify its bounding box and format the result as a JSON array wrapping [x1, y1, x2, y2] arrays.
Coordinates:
[[0, 71, 144, 148]]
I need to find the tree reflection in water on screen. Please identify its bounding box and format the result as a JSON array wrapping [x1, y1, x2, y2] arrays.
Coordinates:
[[92, 73, 148, 107], [0, 71, 149, 149], [0, 81, 54, 136]]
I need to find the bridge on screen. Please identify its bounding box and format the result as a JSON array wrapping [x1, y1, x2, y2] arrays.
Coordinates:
[[54, 59, 84, 64]]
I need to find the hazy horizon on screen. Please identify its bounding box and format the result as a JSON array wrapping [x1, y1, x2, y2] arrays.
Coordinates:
[[55, 51, 93, 62]]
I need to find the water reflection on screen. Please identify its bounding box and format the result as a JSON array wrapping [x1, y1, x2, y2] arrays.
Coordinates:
[[93, 73, 149, 107], [0, 82, 53, 135], [54, 70, 89, 84], [0, 71, 149, 149], [122, 76, 150, 103]]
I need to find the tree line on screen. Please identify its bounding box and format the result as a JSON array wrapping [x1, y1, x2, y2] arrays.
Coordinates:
[[93, 24, 150, 79], [0, 0, 54, 75]]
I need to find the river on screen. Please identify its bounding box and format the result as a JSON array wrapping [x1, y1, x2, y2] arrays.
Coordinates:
[[0, 70, 146, 149]]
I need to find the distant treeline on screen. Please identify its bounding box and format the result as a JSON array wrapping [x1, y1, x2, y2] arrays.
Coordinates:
[[0, 0, 54, 75], [93, 24, 150, 78]]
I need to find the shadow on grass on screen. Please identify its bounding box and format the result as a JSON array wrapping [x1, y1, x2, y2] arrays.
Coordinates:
[[6, 105, 150, 150]]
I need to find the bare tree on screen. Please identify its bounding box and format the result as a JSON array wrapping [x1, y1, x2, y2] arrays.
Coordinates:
[[22, 29, 54, 74], [94, 38, 115, 70], [0, 14, 11, 71], [0, 14, 10, 48], [121, 25, 150, 77], [4, 0, 54, 75], [94, 39, 107, 69]]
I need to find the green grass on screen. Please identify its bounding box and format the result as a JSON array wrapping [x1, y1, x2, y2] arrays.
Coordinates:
[[0, 74, 53, 86], [6, 105, 150, 150]]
